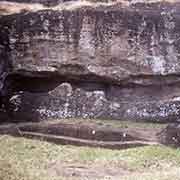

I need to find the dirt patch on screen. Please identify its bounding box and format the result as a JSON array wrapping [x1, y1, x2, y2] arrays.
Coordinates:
[[0, 119, 168, 149], [46, 158, 180, 180], [0, 119, 165, 142], [19, 122, 139, 141], [47, 161, 131, 179]]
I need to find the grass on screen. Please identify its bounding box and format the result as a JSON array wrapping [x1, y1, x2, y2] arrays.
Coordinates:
[[48, 118, 167, 130], [0, 135, 180, 180]]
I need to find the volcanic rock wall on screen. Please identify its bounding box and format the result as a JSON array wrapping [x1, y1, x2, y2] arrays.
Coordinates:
[[0, 0, 180, 122], [1, 0, 62, 6]]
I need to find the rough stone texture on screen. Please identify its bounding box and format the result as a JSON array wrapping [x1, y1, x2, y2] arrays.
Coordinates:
[[1, 1, 180, 122], [159, 123, 180, 146], [0, 0, 63, 6]]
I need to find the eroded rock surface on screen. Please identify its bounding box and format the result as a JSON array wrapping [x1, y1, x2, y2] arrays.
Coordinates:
[[159, 123, 180, 146], [1, 0, 63, 6], [0, 0, 180, 122]]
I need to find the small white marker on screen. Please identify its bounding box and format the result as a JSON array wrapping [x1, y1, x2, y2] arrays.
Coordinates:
[[123, 133, 127, 138], [92, 130, 96, 135]]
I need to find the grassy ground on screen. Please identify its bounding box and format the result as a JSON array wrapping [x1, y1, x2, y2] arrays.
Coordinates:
[[46, 118, 167, 130], [0, 135, 180, 180]]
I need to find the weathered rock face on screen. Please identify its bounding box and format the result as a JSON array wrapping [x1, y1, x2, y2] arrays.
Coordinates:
[[159, 124, 180, 146], [1, 0, 63, 6], [1, 1, 180, 122]]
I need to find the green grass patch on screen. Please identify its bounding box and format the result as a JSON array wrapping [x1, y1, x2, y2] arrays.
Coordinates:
[[52, 118, 167, 130], [0, 135, 180, 180]]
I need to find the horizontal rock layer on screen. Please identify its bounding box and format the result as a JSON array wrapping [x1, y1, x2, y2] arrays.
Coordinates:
[[0, 0, 63, 6], [1, 1, 180, 122]]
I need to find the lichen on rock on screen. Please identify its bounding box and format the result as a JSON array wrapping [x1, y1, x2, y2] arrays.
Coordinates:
[[0, 0, 180, 122]]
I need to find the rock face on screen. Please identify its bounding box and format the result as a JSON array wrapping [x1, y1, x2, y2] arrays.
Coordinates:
[[1, 0, 180, 122], [1, 0, 63, 6], [159, 124, 180, 146]]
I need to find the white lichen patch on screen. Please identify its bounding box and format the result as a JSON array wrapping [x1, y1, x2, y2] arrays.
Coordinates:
[[150, 56, 166, 74], [0, 0, 178, 16], [172, 97, 180, 101], [131, 0, 177, 4], [49, 83, 73, 98], [0, 1, 45, 15]]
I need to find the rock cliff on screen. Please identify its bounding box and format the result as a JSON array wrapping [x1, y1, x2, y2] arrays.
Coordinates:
[[0, 0, 180, 122]]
